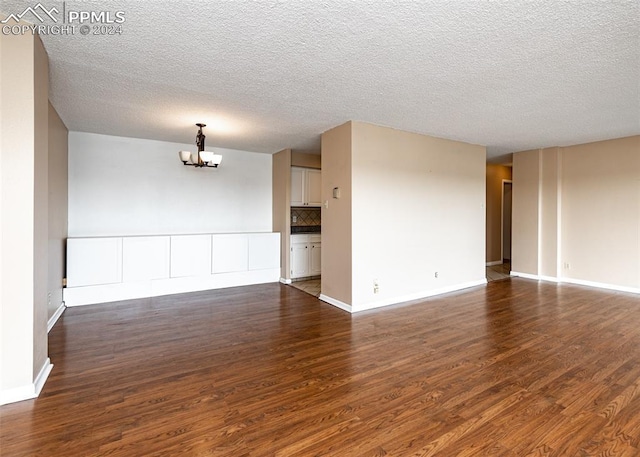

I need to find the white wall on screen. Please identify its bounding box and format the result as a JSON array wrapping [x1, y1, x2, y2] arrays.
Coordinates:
[[1, 31, 52, 404], [68, 132, 272, 236]]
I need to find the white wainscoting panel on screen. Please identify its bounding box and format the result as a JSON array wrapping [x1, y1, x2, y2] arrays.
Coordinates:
[[67, 237, 122, 287], [212, 234, 249, 274], [248, 233, 280, 270], [170, 235, 212, 278], [123, 236, 170, 282], [64, 232, 281, 307]]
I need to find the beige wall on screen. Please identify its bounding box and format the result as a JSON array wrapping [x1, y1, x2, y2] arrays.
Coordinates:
[[272, 149, 292, 280], [320, 122, 353, 305], [48, 103, 68, 320], [512, 136, 640, 292], [486, 165, 512, 263], [512, 149, 540, 275], [291, 151, 320, 169], [540, 147, 559, 278], [350, 122, 486, 309], [321, 121, 486, 311], [0, 30, 50, 402], [33, 35, 49, 374], [561, 136, 639, 288]]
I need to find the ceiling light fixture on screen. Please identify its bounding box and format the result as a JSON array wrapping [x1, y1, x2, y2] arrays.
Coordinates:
[[178, 123, 223, 168]]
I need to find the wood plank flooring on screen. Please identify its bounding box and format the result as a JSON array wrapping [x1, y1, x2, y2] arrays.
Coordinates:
[[1, 279, 640, 456]]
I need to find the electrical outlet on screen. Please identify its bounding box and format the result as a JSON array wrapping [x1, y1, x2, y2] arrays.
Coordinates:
[[373, 279, 379, 294], [564, 262, 570, 269], [47, 293, 51, 306], [435, 271, 438, 279], [292, 215, 297, 223]]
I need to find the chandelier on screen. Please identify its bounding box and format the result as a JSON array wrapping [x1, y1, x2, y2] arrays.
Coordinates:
[[178, 123, 223, 168]]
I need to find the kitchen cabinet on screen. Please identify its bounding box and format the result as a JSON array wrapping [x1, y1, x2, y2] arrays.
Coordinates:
[[310, 241, 321, 276], [290, 234, 321, 279], [291, 167, 321, 207]]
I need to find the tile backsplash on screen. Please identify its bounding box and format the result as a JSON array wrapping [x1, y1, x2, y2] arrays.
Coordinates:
[[291, 207, 321, 226]]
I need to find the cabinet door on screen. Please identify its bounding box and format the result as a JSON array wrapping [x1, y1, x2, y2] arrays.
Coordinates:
[[290, 167, 305, 206], [306, 169, 322, 207], [310, 242, 321, 276], [291, 243, 310, 278]]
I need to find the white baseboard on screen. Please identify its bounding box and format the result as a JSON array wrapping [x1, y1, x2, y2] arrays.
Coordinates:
[[561, 277, 640, 294], [320, 279, 487, 314], [510, 271, 540, 281], [64, 268, 281, 307], [47, 302, 66, 333], [510, 271, 639, 294], [318, 294, 352, 313], [486, 260, 503, 266], [280, 278, 292, 284], [0, 358, 53, 405], [538, 275, 560, 283], [351, 279, 488, 313]]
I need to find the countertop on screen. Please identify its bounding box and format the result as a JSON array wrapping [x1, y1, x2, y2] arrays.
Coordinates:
[[291, 225, 321, 234]]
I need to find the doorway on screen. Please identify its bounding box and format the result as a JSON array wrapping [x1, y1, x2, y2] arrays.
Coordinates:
[[501, 180, 512, 265]]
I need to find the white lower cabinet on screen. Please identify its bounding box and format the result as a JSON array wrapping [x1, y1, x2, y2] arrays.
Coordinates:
[[310, 242, 321, 276], [290, 234, 321, 279]]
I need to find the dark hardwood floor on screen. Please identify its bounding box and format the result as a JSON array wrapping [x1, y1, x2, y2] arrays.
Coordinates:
[[2, 279, 640, 456]]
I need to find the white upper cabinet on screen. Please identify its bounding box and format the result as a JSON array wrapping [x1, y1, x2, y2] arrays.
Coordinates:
[[291, 167, 305, 206], [291, 167, 321, 207], [306, 169, 322, 206]]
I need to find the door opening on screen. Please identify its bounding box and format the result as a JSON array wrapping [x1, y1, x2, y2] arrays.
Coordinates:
[[502, 180, 513, 265]]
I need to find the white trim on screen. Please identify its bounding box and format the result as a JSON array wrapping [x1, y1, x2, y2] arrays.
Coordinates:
[[47, 302, 66, 333], [561, 277, 640, 295], [279, 278, 292, 284], [318, 294, 352, 313], [510, 271, 639, 294], [0, 358, 53, 405], [510, 271, 541, 281], [538, 275, 560, 283], [64, 268, 281, 307], [33, 358, 53, 397], [321, 279, 487, 314], [351, 279, 488, 313], [486, 260, 502, 266]]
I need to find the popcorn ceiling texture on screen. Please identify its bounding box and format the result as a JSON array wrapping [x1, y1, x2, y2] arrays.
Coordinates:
[[3, 0, 638, 158]]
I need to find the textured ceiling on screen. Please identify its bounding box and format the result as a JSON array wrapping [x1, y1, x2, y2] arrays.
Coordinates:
[[2, 0, 639, 159]]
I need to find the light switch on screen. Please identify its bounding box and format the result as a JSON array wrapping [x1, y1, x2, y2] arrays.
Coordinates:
[[333, 187, 341, 199]]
